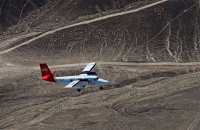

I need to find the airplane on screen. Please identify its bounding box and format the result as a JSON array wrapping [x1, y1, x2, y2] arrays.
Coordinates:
[[39, 62, 109, 92]]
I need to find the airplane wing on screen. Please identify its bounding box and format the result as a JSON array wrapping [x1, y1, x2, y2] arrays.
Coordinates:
[[82, 62, 96, 72], [64, 80, 80, 88]]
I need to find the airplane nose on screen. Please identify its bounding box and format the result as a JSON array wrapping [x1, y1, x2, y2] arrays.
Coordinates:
[[97, 79, 109, 84], [104, 80, 109, 84]]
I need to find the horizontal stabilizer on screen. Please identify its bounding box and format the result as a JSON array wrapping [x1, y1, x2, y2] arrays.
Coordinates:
[[42, 75, 50, 80]]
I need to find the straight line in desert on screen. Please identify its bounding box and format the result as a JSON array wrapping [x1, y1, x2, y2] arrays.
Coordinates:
[[0, 0, 168, 55], [32, 62, 200, 70], [187, 114, 200, 130]]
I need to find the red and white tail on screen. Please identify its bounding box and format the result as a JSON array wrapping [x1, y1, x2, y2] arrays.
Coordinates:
[[40, 63, 56, 82]]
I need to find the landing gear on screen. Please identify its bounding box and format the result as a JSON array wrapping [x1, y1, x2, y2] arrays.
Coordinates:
[[77, 88, 81, 92], [99, 86, 103, 90]]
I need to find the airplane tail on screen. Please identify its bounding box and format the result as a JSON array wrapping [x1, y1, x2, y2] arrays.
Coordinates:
[[40, 63, 56, 82]]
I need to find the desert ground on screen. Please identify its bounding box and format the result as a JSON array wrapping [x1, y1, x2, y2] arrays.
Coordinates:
[[1, 61, 200, 129]]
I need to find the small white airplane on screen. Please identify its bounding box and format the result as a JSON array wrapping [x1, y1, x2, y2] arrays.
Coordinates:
[[40, 62, 109, 92]]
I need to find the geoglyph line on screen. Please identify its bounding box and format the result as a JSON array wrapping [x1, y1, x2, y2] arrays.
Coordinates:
[[187, 114, 200, 130], [0, 0, 168, 55]]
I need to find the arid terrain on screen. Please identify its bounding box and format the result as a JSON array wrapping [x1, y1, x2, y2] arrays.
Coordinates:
[[0, 0, 200, 129], [1, 61, 200, 129]]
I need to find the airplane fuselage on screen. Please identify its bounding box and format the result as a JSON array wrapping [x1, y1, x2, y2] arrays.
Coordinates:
[[55, 74, 109, 87]]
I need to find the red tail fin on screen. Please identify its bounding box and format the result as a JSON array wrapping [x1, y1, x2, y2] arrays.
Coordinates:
[[40, 63, 56, 82]]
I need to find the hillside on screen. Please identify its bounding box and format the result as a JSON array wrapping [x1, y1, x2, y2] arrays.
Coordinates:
[[0, 0, 199, 66], [0, 0, 153, 35]]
